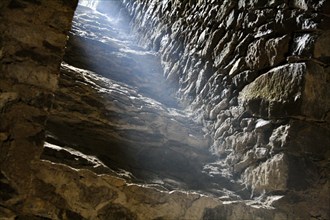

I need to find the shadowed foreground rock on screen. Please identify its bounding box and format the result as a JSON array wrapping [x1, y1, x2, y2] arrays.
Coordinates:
[[0, 0, 329, 219]]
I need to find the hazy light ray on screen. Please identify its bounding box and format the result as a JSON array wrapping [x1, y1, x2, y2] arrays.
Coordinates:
[[79, 0, 99, 10]]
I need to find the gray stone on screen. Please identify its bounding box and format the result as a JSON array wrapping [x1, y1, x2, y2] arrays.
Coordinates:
[[291, 33, 316, 58], [242, 153, 288, 195], [245, 38, 267, 70], [265, 35, 290, 66], [239, 63, 305, 118], [1, 0, 329, 218]]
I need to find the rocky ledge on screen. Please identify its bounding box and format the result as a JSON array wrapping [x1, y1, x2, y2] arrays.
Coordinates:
[[44, 5, 251, 199], [0, 0, 329, 219]]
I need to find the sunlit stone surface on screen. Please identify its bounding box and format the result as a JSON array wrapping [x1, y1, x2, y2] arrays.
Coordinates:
[[45, 5, 251, 199], [0, 0, 329, 219]]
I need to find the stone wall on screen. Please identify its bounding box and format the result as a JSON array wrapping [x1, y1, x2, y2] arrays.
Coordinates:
[[0, 0, 329, 219], [118, 0, 330, 215], [0, 0, 78, 217]]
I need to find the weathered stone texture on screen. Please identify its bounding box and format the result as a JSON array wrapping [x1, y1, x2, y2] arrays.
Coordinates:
[[119, 0, 329, 218], [0, 0, 78, 217], [0, 0, 329, 219]]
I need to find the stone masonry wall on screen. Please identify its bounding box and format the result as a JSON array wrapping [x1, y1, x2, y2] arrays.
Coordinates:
[[0, 1, 291, 219], [119, 0, 330, 214], [0, 0, 329, 218], [0, 1, 301, 217]]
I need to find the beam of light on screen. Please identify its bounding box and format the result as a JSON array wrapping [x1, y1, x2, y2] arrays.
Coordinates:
[[68, 0, 179, 107], [79, 0, 99, 10], [46, 0, 233, 196]]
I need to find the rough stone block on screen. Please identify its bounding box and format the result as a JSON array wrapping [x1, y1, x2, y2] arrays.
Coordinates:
[[265, 35, 290, 66], [301, 62, 329, 119], [242, 153, 288, 195], [314, 30, 330, 63], [245, 38, 267, 70], [239, 63, 304, 118], [4, 62, 58, 91], [239, 62, 328, 120], [0, 92, 18, 109]]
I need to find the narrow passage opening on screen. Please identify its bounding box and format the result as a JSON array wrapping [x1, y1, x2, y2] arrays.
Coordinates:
[[41, 0, 248, 199]]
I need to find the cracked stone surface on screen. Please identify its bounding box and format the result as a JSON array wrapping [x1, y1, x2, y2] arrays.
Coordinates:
[[44, 5, 249, 199], [0, 0, 329, 219]]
